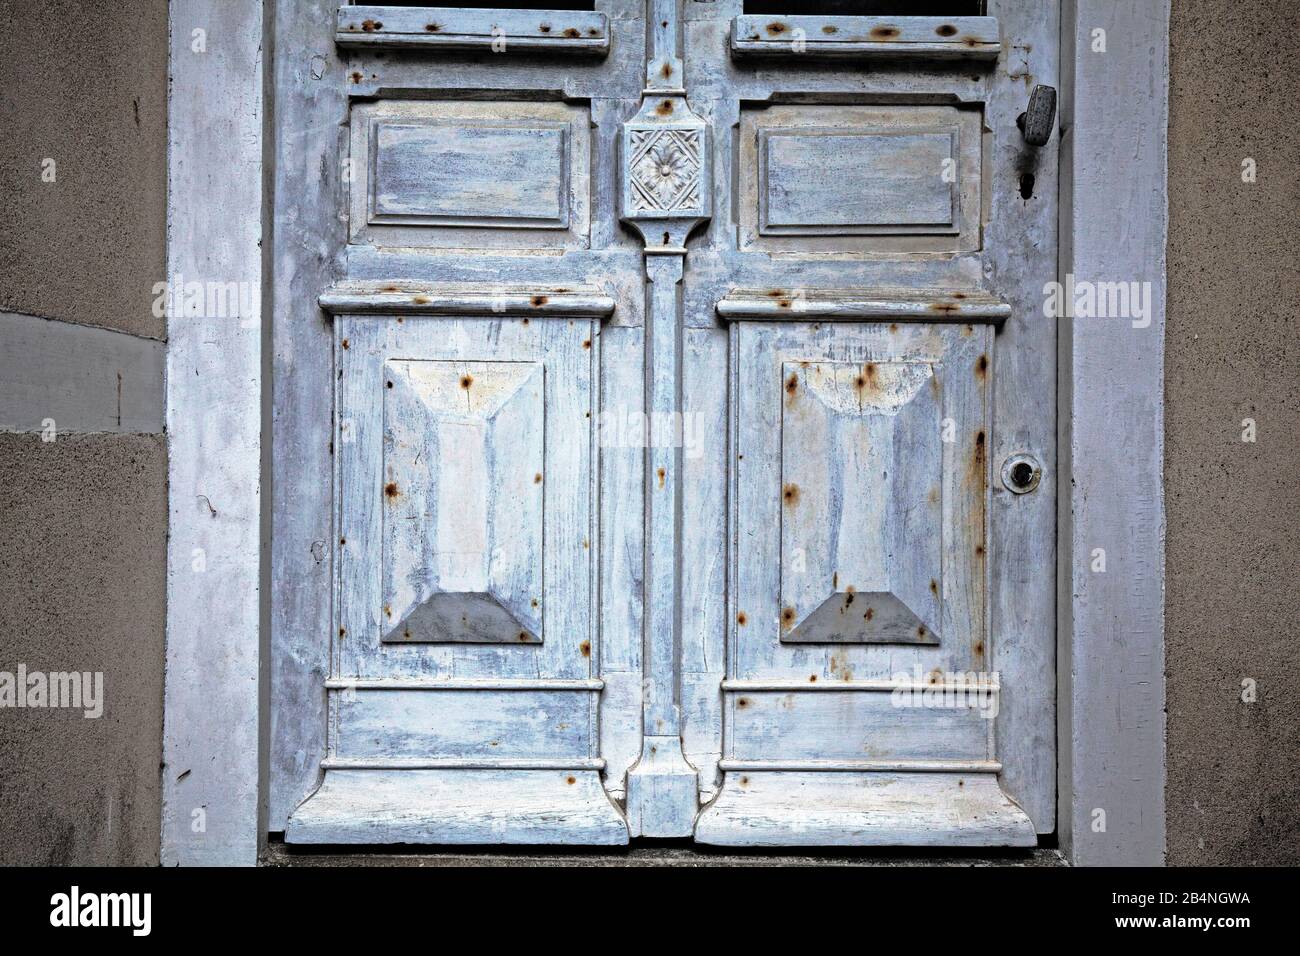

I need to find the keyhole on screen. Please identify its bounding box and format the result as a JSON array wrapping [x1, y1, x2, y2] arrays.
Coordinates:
[[1001, 454, 1043, 494]]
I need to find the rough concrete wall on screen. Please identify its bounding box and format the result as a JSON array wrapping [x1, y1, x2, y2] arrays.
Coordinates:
[[0, 0, 168, 865], [1165, 0, 1300, 865], [0, 0, 168, 339], [0, 435, 167, 865]]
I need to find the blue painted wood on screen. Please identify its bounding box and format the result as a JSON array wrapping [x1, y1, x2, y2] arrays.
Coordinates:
[[274, 0, 1059, 847]]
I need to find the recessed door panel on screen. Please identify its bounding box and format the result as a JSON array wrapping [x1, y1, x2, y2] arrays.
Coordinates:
[[738, 104, 982, 254], [350, 100, 592, 250]]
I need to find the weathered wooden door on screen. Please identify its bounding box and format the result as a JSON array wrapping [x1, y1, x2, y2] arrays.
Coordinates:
[[273, 0, 1058, 847]]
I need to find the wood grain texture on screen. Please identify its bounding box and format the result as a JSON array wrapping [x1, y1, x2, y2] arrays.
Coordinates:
[[332, 688, 594, 760], [381, 359, 544, 644], [319, 282, 615, 318], [760, 129, 957, 233], [349, 100, 591, 250], [981, 0, 1061, 836], [372, 122, 569, 226], [696, 771, 1035, 847], [727, 690, 991, 763], [337, 316, 595, 681], [738, 105, 982, 255], [269, 0, 348, 835], [617, 2, 714, 834], [717, 288, 1010, 324], [273, 0, 649, 841], [286, 769, 627, 845], [732, 322, 990, 676], [778, 358, 945, 645]]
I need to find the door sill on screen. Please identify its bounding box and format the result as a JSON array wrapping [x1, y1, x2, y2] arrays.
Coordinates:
[[285, 769, 628, 846], [695, 771, 1038, 848]]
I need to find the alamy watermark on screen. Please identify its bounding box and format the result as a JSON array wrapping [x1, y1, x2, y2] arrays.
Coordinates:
[[50, 887, 150, 936], [0, 665, 103, 718], [151, 275, 259, 325], [598, 406, 705, 459], [890, 667, 999, 719], [1043, 273, 1152, 328]]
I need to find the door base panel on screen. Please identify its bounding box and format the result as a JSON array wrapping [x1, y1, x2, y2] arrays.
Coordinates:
[[694, 772, 1036, 848], [285, 769, 629, 845], [625, 735, 699, 838]]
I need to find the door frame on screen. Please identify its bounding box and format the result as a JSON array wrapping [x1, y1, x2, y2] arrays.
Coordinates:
[[161, 0, 1168, 866]]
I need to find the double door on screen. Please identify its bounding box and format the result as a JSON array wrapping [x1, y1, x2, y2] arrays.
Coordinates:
[[272, 0, 1058, 847]]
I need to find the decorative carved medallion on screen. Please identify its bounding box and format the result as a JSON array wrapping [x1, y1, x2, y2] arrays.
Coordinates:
[[629, 128, 702, 214], [619, 94, 711, 245]]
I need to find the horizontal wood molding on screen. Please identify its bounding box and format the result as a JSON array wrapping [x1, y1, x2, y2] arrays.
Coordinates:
[[730, 16, 1000, 62], [336, 6, 609, 56], [321, 757, 606, 771], [717, 759, 1002, 773], [716, 288, 1010, 323], [323, 677, 604, 691], [285, 768, 627, 845], [721, 679, 1001, 693], [696, 771, 1035, 847], [318, 282, 616, 318]]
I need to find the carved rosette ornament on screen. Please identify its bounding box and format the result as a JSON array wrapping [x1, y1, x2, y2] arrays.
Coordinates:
[[629, 128, 702, 213], [619, 94, 711, 250]]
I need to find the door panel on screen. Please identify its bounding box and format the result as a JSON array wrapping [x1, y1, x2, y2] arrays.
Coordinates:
[[749, 326, 988, 650], [350, 100, 592, 249], [288, 308, 624, 843], [738, 104, 983, 253], [695, 320, 1021, 844], [337, 315, 597, 679], [273, 0, 1058, 847]]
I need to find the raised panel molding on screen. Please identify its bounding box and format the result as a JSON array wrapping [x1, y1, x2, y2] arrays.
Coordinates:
[[350, 101, 591, 250], [371, 121, 570, 228], [779, 360, 943, 645], [731, 321, 991, 676], [382, 360, 544, 644], [759, 129, 959, 235], [738, 105, 982, 255], [334, 315, 596, 683]]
